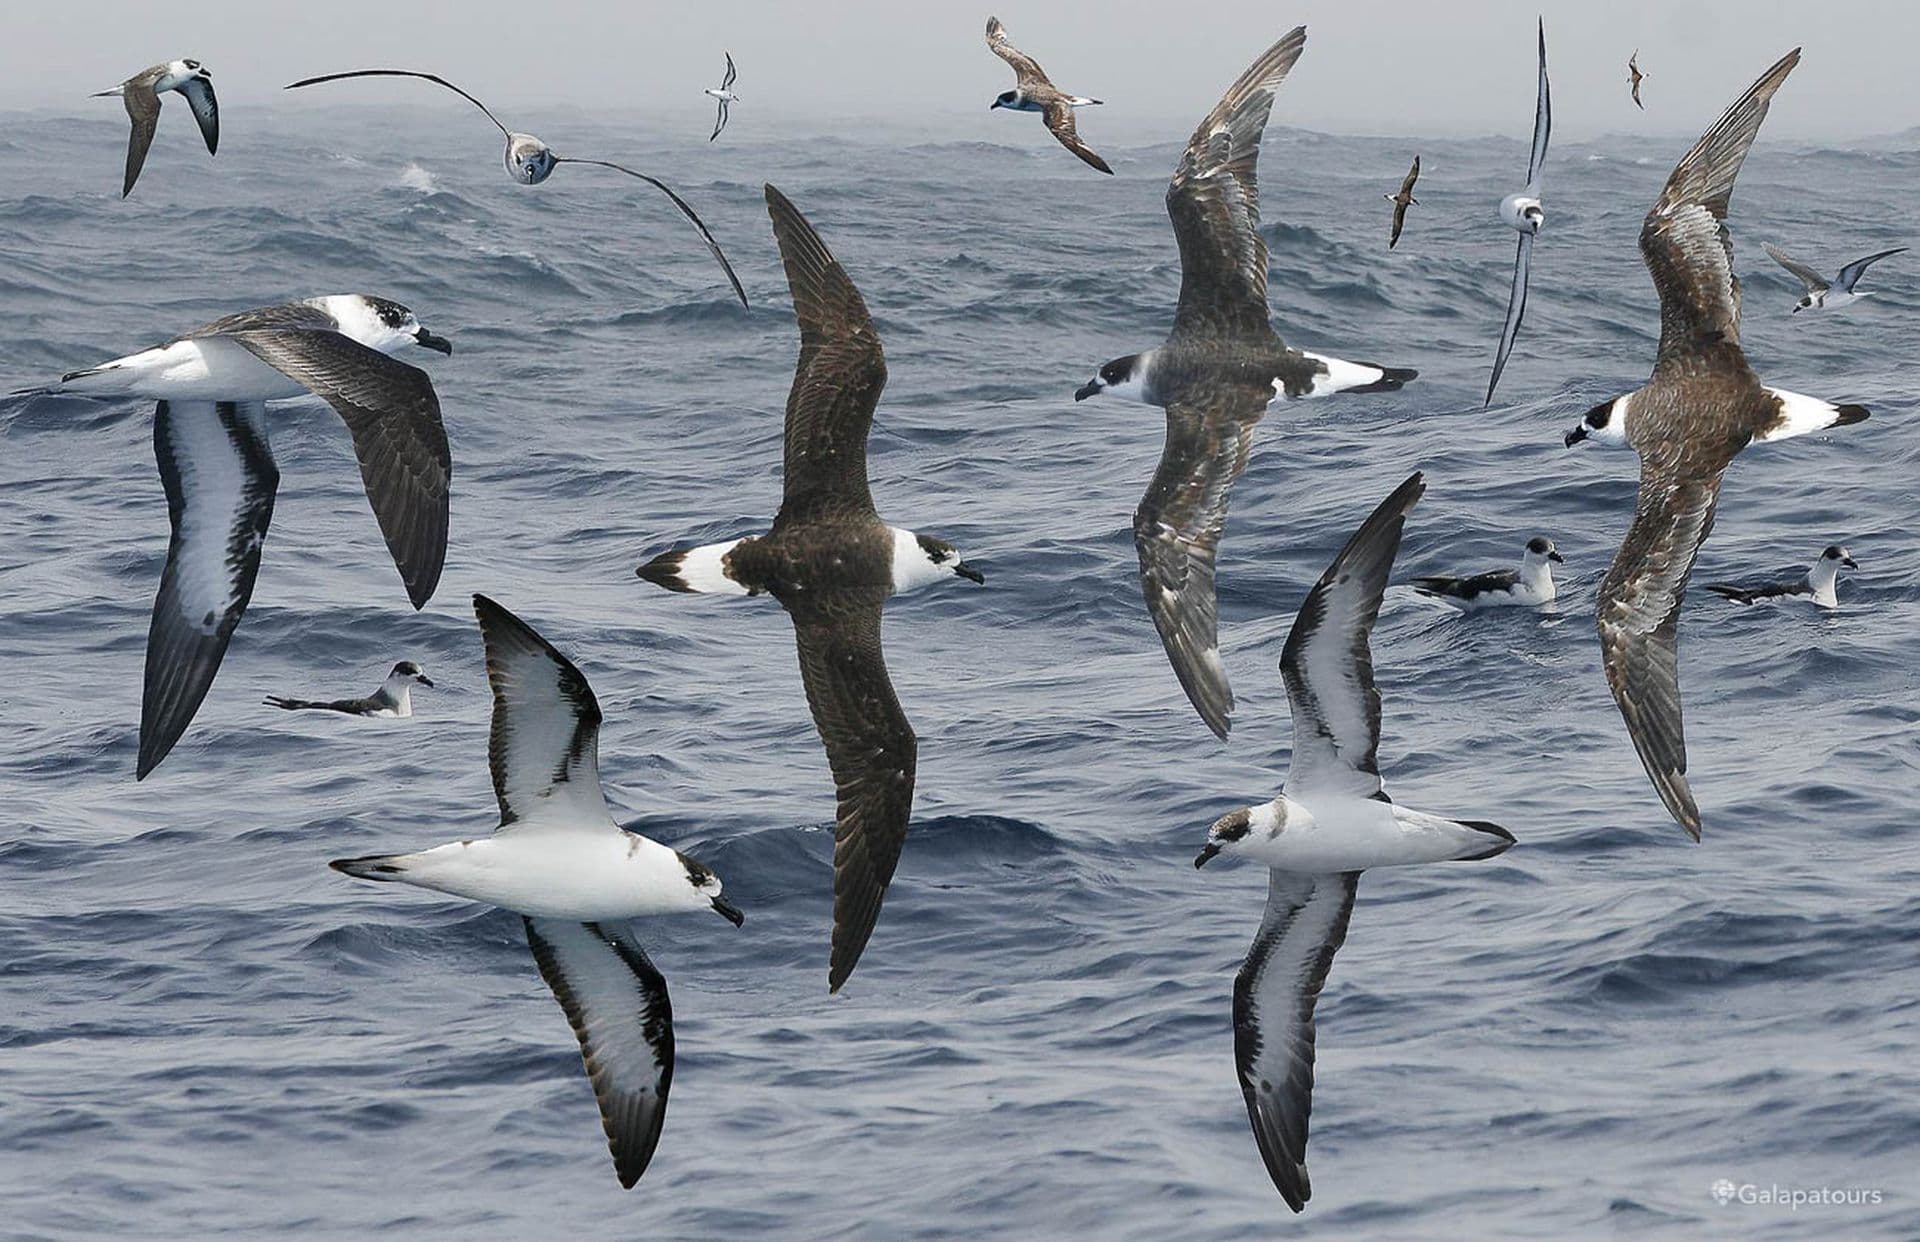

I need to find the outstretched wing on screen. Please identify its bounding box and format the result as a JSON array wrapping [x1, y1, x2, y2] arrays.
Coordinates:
[[283, 69, 513, 138], [473, 594, 611, 830], [782, 587, 917, 994], [523, 918, 675, 1190], [1761, 242, 1827, 294], [1596, 467, 1722, 838], [118, 86, 161, 197], [1279, 472, 1423, 801], [1233, 869, 1360, 1213], [985, 16, 1051, 90], [217, 327, 449, 609], [1041, 100, 1113, 174], [1834, 247, 1906, 294], [139, 401, 278, 779], [1133, 388, 1272, 739], [555, 159, 748, 309], [765, 183, 887, 526], [178, 76, 219, 154], [1167, 27, 1308, 340], [1641, 49, 1799, 366], [721, 52, 737, 92], [1485, 231, 1533, 406], [1526, 20, 1551, 192], [709, 97, 729, 143]]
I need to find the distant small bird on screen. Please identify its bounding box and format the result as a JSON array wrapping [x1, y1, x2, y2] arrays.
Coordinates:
[[1763, 243, 1907, 313], [985, 15, 1111, 173], [1193, 473, 1515, 1213], [1409, 536, 1563, 609], [1489, 19, 1550, 406], [1629, 50, 1646, 110], [1385, 156, 1420, 248], [705, 53, 738, 141], [265, 661, 434, 717], [283, 69, 746, 307], [1707, 545, 1856, 608], [331, 595, 743, 1190], [94, 59, 218, 197]]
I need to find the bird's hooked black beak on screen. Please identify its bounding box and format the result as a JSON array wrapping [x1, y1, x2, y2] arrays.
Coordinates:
[[1564, 424, 1589, 448], [1547, 550, 1565, 564], [1074, 380, 1103, 402], [1842, 555, 1859, 569], [954, 561, 985, 584], [415, 674, 435, 687], [414, 328, 454, 356], [1194, 842, 1221, 869], [711, 895, 745, 926]]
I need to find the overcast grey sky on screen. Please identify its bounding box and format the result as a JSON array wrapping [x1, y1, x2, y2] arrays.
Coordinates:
[[4, 0, 1913, 143]]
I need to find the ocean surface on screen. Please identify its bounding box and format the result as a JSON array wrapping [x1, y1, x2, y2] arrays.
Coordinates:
[[1, 103, 1917, 1240]]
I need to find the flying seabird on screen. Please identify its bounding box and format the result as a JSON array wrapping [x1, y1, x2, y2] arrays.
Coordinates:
[[1629, 50, 1646, 111], [1488, 19, 1550, 406], [1563, 48, 1869, 837], [1409, 535, 1562, 610], [265, 660, 434, 716], [1385, 156, 1420, 249], [985, 16, 1112, 174], [636, 185, 982, 992], [705, 53, 738, 142], [94, 59, 218, 197], [1763, 242, 1906, 313], [1192, 472, 1515, 1213], [282, 69, 747, 307], [55, 294, 454, 777], [1071, 27, 1418, 740], [1706, 544, 1856, 608], [330, 594, 742, 1189]]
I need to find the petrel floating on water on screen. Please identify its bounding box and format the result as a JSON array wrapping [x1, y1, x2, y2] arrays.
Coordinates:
[[1409, 536, 1563, 610], [1071, 26, 1417, 740], [282, 68, 748, 307], [1707, 545, 1856, 608], [265, 661, 434, 717], [1193, 472, 1515, 1212], [55, 295, 454, 778], [331, 595, 742, 1190], [1564, 47, 1870, 838], [637, 184, 983, 992], [94, 59, 218, 197]]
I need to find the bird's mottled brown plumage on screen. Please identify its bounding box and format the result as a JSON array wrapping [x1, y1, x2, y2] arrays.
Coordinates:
[[1387, 156, 1420, 248], [985, 16, 1112, 173]]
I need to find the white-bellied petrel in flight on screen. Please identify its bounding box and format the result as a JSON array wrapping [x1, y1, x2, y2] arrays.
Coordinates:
[[986, 16, 1112, 173], [1386, 156, 1419, 249], [331, 595, 741, 1189], [54, 294, 453, 778], [265, 660, 434, 717], [1071, 27, 1417, 740], [636, 185, 982, 993], [705, 53, 738, 141], [1193, 472, 1515, 1212], [1487, 18, 1549, 406], [282, 68, 748, 308], [1563, 48, 1870, 838], [1764, 242, 1906, 313], [94, 59, 218, 197]]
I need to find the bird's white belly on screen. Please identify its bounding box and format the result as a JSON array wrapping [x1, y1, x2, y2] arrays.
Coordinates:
[[389, 834, 685, 921], [1244, 802, 1489, 872], [1499, 193, 1542, 232], [65, 338, 305, 402]]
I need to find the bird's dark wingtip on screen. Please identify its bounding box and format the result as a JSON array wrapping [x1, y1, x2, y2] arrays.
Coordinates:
[[1834, 403, 1870, 426]]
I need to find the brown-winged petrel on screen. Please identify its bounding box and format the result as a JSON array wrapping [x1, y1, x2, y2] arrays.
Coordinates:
[[985, 16, 1112, 174], [636, 184, 982, 993], [331, 594, 742, 1190], [1563, 48, 1869, 837], [1409, 536, 1562, 610], [1707, 544, 1856, 608], [94, 59, 218, 197], [55, 295, 454, 778], [1629, 50, 1646, 111], [1193, 472, 1515, 1212], [264, 660, 434, 716], [1488, 19, 1550, 406], [1386, 155, 1420, 249], [1763, 242, 1906, 313], [1070, 27, 1417, 740], [282, 69, 747, 307]]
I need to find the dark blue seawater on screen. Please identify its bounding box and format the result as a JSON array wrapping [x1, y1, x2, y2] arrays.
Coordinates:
[[2, 105, 1917, 1239]]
